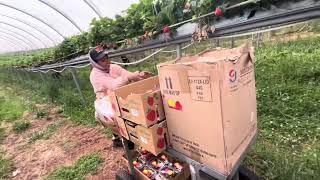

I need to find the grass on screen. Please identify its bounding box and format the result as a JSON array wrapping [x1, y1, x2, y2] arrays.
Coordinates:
[[0, 126, 13, 180], [12, 121, 31, 133], [101, 127, 114, 139], [47, 153, 103, 180], [30, 121, 65, 142], [0, 154, 14, 180], [0, 91, 26, 122], [242, 37, 320, 179]]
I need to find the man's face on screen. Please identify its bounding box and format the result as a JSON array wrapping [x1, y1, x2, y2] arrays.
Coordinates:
[[97, 56, 110, 69]]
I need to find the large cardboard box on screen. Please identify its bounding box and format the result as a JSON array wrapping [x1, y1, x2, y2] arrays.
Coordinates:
[[111, 76, 165, 127], [157, 43, 257, 175]]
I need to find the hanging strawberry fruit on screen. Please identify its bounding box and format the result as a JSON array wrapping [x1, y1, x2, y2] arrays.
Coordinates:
[[163, 26, 171, 33], [184, 2, 191, 9], [215, 7, 222, 16]]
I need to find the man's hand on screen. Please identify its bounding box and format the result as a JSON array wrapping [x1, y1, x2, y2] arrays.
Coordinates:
[[138, 71, 153, 79]]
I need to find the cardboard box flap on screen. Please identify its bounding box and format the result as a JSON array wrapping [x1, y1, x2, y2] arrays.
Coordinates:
[[115, 76, 160, 99], [198, 43, 253, 64], [157, 55, 199, 68]]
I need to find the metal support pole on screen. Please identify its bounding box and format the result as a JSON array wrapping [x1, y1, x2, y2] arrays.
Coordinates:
[[231, 37, 235, 48], [70, 68, 87, 107], [39, 72, 46, 84], [15, 70, 22, 82], [122, 138, 135, 175], [189, 163, 201, 180], [176, 44, 182, 59], [216, 39, 220, 47], [24, 70, 32, 81]]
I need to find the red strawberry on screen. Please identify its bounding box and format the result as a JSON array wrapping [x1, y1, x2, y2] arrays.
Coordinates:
[[157, 138, 165, 149], [215, 7, 222, 16], [163, 26, 171, 33], [112, 103, 116, 111], [146, 110, 156, 121], [147, 97, 154, 106], [175, 101, 182, 110], [157, 127, 163, 135]]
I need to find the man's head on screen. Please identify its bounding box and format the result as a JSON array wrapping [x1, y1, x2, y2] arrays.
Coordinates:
[[89, 46, 110, 69]]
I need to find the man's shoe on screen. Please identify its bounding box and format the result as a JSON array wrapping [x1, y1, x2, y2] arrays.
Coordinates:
[[112, 138, 123, 148]]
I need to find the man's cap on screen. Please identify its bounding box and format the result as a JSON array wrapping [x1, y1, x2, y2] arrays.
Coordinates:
[[89, 46, 108, 62]]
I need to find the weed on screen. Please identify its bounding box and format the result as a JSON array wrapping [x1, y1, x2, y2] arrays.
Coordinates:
[[101, 127, 113, 139], [47, 153, 103, 180], [12, 121, 31, 133], [0, 129, 5, 144], [36, 110, 49, 119], [0, 94, 26, 122], [0, 154, 14, 180], [30, 121, 64, 142]]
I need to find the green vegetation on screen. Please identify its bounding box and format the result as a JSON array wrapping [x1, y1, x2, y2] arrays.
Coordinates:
[[47, 153, 103, 180], [0, 89, 26, 122], [12, 121, 31, 133], [0, 154, 14, 180], [243, 37, 320, 179], [0, 126, 13, 180], [30, 121, 65, 142]]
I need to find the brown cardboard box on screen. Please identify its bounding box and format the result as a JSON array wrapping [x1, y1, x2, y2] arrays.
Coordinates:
[[125, 120, 168, 155], [157, 43, 257, 175], [109, 91, 121, 117], [111, 76, 165, 127], [114, 116, 129, 140]]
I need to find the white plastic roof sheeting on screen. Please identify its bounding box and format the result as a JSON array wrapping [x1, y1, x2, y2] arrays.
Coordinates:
[[0, 0, 138, 53]]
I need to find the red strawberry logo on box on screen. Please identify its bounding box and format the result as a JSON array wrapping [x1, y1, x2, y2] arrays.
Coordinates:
[[147, 96, 154, 106], [157, 127, 163, 135], [146, 110, 156, 121], [167, 99, 182, 111], [157, 138, 165, 149]]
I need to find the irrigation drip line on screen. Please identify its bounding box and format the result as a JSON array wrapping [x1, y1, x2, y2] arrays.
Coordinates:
[[162, 42, 195, 53], [111, 48, 164, 65], [30, 48, 165, 73]]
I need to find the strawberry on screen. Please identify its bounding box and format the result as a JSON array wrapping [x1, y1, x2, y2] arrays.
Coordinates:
[[175, 101, 182, 110], [184, 2, 191, 9], [163, 26, 171, 33], [157, 138, 165, 149], [157, 127, 163, 135], [147, 96, 154, 106], [146, 110, 156, 121], [215, 7, 222, 16]]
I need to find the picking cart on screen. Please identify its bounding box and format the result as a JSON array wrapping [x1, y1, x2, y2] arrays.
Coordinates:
[[116, 132, 259, 180]]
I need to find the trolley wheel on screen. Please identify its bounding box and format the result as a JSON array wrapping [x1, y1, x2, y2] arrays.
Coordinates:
[[115, 169, 133, 180], [238, 166, 260, 180]]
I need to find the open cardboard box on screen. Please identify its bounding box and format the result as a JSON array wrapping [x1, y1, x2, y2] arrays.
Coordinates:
[[122, 150, 190, 180], [111, 76, 165, 127], [157, 43, 257, 176]]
